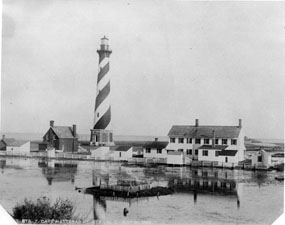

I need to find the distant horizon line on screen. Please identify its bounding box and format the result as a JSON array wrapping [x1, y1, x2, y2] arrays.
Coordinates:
[[0, 131, 283, 142]]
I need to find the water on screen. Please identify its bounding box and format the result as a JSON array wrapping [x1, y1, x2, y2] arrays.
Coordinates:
[[0, 156, 283, 225]]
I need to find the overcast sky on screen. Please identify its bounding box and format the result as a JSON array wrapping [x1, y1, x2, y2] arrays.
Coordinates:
[[1, 0, 285, 139]]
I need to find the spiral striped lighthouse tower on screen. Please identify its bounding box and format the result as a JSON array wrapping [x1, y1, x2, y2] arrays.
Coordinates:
[[90, 36, 114, 146]]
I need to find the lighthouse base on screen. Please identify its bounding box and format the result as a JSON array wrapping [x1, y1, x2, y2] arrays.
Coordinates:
[[90, 129, 114, 147]]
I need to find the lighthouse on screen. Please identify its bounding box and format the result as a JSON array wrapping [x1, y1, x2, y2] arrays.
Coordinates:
[[90, 36, 114, 146]]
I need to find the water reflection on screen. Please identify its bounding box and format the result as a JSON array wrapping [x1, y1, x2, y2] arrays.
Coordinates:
[[0, 158, 23, 171], [38, 159, 78, 185], [79, 165, 241, 222], [0, 159, 6, 173]]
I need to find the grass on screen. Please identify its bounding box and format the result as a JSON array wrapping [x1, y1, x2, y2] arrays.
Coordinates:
[[12, 197, 75, 223]]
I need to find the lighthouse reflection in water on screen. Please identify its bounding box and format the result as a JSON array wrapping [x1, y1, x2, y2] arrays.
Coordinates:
[[0, 158, 282, 224], [82, 164, 241, 221]]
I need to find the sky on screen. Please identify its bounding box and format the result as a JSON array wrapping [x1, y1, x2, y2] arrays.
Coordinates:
[[1, 0, 285, 139]]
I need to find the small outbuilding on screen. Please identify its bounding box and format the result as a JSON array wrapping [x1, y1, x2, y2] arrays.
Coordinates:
[[251, 150, 272, 168], [143, 139, 168, 160], [112, 146, 133, 161], [167, 151, 184, 165], [6, 140, 31, 156]]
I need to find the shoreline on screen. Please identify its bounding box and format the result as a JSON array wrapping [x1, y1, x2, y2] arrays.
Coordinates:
[[0, 154, 283, 172]]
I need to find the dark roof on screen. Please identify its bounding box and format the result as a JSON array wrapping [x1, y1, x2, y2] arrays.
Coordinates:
[[168, 125, 241, 138], [132, 146, 143, 152], [6, 140, 29, 147], [1, 138, 16, 145], [112, 145, 132, 152], [143, 141, 168, 149], [51, 126, 76, 139], [199, 145, 228, 150], [218, 150, 238, 156]]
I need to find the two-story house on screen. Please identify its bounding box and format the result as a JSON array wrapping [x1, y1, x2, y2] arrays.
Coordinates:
[[166, 119, 245, 165]]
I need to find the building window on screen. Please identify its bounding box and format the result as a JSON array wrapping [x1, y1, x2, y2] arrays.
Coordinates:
[[178, 138, 184, 143], [187, 138, 192, 144], [222, 139, 228, 145], [146, 148, 151, 153], [202, 150, 208, 156], [231, 139, 237, 145], [157, 149, 162, 154], [202, 171, 208, 177], [258, 155, 262, 162], [215, 139, 219, 145], [119, 152, 122, 157], [204, 139, 209, 144], [178, 149, 184, 152], [195, 139, 201, 144], [186, 149, 192, 155], [215, 151, 219, 157], [170, 138, 175, 143], [195, 149, 198, 155]]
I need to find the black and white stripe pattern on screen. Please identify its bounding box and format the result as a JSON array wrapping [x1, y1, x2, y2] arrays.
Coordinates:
[[93, 37, 112, 130]]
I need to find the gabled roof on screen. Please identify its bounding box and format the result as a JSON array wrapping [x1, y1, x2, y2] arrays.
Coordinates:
[[50, 126, 76, 139], [1, 138, 16, 145], [132, 146, 143, 152], [199, 145, 228, 150], [6, 140, 29, 147], [143, 141, 168, 149], [168, 126, 241, 138], [219, 150, 238, 156], [112, 145, 132, 152]]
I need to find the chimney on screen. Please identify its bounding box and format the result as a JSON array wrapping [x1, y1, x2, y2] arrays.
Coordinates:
[[212, 130, 216, 147], [50, 120, 54, 127], [238, 119, 242, 128], [195, 119, 199, 127], [72, 124, 77, 137], [154, 137, 158, 142]]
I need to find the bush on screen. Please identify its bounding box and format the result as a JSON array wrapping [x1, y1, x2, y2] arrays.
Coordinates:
[[12, 197, 75, 222]]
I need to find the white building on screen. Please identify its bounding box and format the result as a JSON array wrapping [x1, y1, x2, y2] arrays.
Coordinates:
[[251, 150, 272, 169], [112, 146, 133, 161], [166, 151, 184, 165], [143, 139, 168, 160], [90, 146, 112, 160], [166, 119, 245, 165], [6, 140, 31, 155]]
